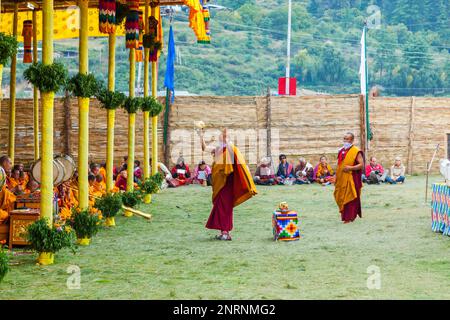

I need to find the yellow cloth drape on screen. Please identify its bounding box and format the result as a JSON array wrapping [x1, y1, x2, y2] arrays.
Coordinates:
[[333, 146, 361, 212], [211, 143, 257, 207]]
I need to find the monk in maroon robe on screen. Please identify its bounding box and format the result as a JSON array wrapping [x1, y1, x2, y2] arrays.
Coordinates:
[[334, 132, 365, 223]]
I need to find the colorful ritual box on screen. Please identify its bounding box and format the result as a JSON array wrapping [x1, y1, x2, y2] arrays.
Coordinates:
[[272, 210, 300, 241], [431, 183, 450, 237]]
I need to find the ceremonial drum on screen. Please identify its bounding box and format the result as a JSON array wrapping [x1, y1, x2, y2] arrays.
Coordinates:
[[54, 154, 76, 182], [30, 155, 75, 186], [272, 210, 300, 241], [431, 183, 450, 236], [0, 167, 5, 189]]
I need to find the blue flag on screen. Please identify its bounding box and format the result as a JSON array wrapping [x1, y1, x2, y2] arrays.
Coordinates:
[[164, 25, 176, 103]]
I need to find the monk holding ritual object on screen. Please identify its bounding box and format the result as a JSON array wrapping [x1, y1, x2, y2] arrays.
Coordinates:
[[200, 128, 257, 241]]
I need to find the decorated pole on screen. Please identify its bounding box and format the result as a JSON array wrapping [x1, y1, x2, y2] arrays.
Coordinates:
[[106, 32, 116, 192], [143, 0, 151, 203], [8, 1, 18, 163], [40, 0, 55, 223], [32, 10, 39, 160], [125, 0, 140, 193], [78, 0, 90, 209], [150, 3, 158, 176], [127, 49, 136, 192]]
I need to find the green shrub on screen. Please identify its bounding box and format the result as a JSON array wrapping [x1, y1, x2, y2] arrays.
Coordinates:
[[141, 96, 163, 117], [66, 73, 101, 98], [23, 62, 68, 93], [68, 209, 102, 239], [26, 218, 76, 253], [123, 97, 143, 114], [0, 32, 18, 65], [0, 245, 9, 283], [96, 88, 126, 110], [94, 193, 123, 218], [121, 191, 142, 208]]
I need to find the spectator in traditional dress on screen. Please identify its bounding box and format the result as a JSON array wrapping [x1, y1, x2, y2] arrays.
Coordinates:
[[254, 157, 276, 186], [294, 157, 314, 184], [193, 160, 212, 186], [169, 156, 192, 187], [315, 156, 335, 185], [276, 154, 295, 185]]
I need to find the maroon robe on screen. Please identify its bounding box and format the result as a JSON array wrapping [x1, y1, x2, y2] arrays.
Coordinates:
[[338, 147, 364, 222]]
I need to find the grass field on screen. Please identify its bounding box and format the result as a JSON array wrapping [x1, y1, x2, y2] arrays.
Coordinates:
[[1, 175, 449, 300]]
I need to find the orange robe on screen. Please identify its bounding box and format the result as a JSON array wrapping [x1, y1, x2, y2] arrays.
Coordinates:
[[0, 185, 16, 224], [99, 167, 107, 184], [334, 146, 363, 222], [206, 143, 257, 232], [93, 180, 106, 196]]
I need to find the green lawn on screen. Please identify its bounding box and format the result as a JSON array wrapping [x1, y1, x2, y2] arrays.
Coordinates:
[[1, 175, 449, 300]]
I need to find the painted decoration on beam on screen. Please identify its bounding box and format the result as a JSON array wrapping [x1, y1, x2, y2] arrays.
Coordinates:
[[99, 0, 116, 34], [22, 20, 33, 63], [125, 0, 140, 49], [135, 10, 144, 62]]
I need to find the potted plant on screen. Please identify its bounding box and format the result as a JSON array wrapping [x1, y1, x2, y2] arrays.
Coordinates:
[[121, 191, 142, 217], [68, 208, 102, 246], [27, 218, 76, 265], [94, 193, 123, 227], [0, 240, 9, 283], [138, 172, 164, 196]]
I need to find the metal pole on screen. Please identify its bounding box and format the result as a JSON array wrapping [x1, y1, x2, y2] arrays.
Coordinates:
[[285, 0, 292, 95]]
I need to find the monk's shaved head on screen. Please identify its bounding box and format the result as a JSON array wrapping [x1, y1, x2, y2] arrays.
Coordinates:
[[344, 132, 355, 142]]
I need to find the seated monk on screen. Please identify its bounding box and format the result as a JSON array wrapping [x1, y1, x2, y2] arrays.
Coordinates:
[[24, 179, 40, 194], [93, 174, 106, 196], [295, 157, 314, 184], [115, 167, 128, 191], [315, 156, 335, 186], [16, 163, 29, 187], [68, 175, 80, 208], [9, 167, 26, 195], [0, 184, 16, 224]]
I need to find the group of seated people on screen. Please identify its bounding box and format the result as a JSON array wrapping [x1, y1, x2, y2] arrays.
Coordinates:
[[254, 154, 335, 186], [165, 156, 212, 188], [253, 154, 406, 186], [363, 156, 406, 185]]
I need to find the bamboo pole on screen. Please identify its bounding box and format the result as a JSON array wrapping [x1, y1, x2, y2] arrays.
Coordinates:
[[40, 0, 54, 223], [106, 32, 116, 193], [142, 0, 151, 203], [78, 0, 89, 209], [127, 49, 136, 192], [8, 1, 18, 164], [33, 9, 39, 160]]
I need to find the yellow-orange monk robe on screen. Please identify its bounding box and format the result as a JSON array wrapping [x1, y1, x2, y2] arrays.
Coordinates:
[[0, 185, 16, 223], [93, 180, 106, 196], [211, 144, 257, 207], [334, 146, 361, 212], [99, 167, 107, 183]]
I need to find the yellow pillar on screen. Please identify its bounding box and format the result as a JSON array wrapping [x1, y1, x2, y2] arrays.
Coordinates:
[[106, 32, 116, 193], [33, 10, 39, 160], [40, 0, 54, 223], [143, 0, 151, 203], [78, 0, 89, 209], [127, 49, 136, 191], [151, 62, 158, 175], [151, 5, 158, 176], [8, 2, 18, 163]]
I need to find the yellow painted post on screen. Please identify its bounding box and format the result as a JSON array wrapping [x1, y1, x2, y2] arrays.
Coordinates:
[[8, 2, 18, 163], [127, 49, 136, 192], [40, 0, 54, 223], [106, 32, 116, 193], [32, 10, 39, 160], [143, 0, 151, 203], [150, 5, 158, 176], [151, 61, 158, 176], [78, 0, 89, 209]]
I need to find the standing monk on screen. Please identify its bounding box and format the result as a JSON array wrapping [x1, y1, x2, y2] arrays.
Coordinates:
[[200, 128, 257, 240], [334, 132, 364, 224]]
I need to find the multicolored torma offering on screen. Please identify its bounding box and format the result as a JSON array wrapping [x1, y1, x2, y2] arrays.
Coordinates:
[[272, 202, 300, 241]]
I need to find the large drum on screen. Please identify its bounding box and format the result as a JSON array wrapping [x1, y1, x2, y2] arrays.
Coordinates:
[[55, 154, 76, 182], [30, 155, 76, 186]]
